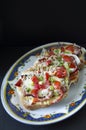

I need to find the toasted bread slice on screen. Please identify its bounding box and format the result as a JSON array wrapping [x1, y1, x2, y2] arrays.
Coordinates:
[[15, 43, 86, 110]]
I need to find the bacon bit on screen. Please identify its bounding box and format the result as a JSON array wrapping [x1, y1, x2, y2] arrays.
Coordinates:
[[44, 114, 51, 118], [8, 89, 14, 95], [14, 72, 18, 77], [70, 102, 76, 107]]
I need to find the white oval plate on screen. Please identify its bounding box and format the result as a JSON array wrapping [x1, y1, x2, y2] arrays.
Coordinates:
[[1, 42, 86, 125]]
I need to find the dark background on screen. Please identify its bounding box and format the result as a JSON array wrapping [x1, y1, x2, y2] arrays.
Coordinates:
[[0, 0, 86, 130], [1, 1, 86, 46]]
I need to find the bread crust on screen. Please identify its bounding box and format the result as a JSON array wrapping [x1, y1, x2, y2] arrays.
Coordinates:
[[17, 87, 68, 110]]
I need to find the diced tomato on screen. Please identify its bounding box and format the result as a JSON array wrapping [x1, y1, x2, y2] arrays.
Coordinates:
[[54, 81, 61, 89], [31, 89, 38, 97], [15, 79, 22, 87], [39, 84, 46, 89], [69, 62, 76, 68], [65, 45, 74, 53], [62, 55, 77, 69], [45, 72, 50, 80], [34, 83, 40, 89], [31, 75, 39, 84], [55, 66, 67, 78], [46, 60, 52, 66], [62, 55, 72, 63], [34, 83, 45, 89]]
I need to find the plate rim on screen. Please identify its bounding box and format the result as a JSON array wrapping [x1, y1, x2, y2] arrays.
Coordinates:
[[1, 42, 86, 125]]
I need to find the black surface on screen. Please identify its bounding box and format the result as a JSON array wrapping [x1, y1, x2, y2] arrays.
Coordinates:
[[0, 43, 86, 130], [1, 1, 86, 46]]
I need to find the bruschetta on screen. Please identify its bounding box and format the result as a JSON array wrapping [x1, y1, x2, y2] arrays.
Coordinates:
[[15, 43, 86, 110]]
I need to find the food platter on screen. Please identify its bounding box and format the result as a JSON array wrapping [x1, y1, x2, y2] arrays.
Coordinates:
[[1, 42, 86, 125]]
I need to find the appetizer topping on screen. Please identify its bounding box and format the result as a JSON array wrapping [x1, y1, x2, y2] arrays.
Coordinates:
[[14, 43, 85, 109]]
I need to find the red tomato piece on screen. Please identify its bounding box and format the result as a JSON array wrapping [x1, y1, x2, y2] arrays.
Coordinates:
[[65, 45, 74, 53], [54, 81, 61, 89], [31, 75, 39, 84], [45, 72, 50, 80], [62, 55, 77, 69], [31, 89, 38, 97], [35, 83, 46, 89], [69, 62, 76, 68], [55, 66, 67, 78], [62, 55, 72, 63], [15, 79, 22, 87], [39, 84, 46, 89], [46, 60, 52, 66], [34, 83, 40, 89]]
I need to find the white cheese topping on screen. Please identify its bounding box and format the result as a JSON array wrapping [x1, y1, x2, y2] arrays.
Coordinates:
[[38, 88, 52, 98], [23, 78, 34, 90]]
